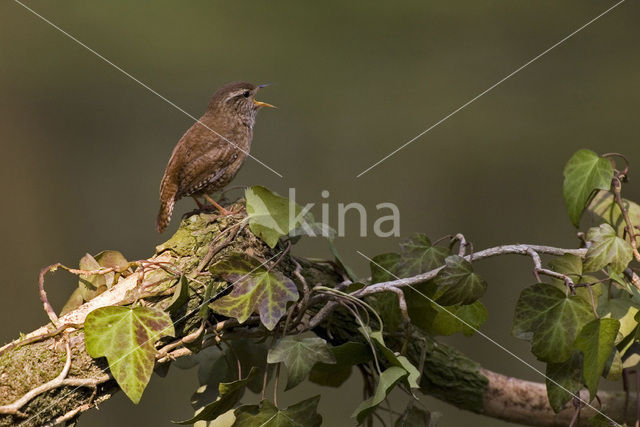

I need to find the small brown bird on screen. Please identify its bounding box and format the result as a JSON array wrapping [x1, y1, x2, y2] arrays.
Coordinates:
[[156, 82, 275, 233]]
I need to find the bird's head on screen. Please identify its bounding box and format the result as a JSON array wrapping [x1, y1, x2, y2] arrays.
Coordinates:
[[209, 82, 275, 126]]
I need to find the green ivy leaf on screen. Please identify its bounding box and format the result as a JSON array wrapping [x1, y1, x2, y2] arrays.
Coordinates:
[[548, 254, 602, 303], [84, 306, 174, 404], [434, 255, 487, 306], [328, 238, 359, 283], [370, 253, 401, 283], [545, 351, 583, 413], [394, 404, 432, 426], [403, 282, 439, 333], [175, 368, 256, 424], [562, 149, 614, 227], [584, 223, 633, 275], [603, 349, 622, 381], [210, 254, 298, 331], [185, 339, 269, 409], [267, 337, 336, 390], [367, 329, 420, 389], [166, 275, 190, 314], [367, 253, 404, 332], [598, 297, 638, 348], [588, 191, 640, 246], [352, 367, 408, 424], [428, 301, 488, 337], [309, 342, 371, 387], [398, 234, 448, 276], [233, 396, 322, 427], [574, 318, 620, 399], [245, 186, 308, 248], [512, 283, 594, 363], [588, 413, 611, 427]]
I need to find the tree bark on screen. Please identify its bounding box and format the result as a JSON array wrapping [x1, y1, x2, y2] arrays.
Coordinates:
[[0, 210, 633, 426]]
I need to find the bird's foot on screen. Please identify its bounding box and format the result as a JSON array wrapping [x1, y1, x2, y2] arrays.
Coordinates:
[[203, 194, 242, 216]]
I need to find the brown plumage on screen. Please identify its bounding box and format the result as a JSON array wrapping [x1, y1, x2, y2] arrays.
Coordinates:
[[156, 82, 274, 233]]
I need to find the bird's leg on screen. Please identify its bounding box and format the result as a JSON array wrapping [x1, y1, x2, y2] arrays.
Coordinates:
[[203, 194, 236, 216], [192, 196, 205, 210]]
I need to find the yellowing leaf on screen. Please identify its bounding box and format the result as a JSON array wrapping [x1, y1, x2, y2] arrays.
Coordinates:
[[84, 306, 174, 403], [588, 191, 640, 246], [209, 254, 298, 330]]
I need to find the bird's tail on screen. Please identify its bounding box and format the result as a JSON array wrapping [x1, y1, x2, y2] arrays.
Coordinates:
[[156, 190, 176, 233]]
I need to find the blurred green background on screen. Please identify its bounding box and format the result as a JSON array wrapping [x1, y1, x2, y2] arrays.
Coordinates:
[[1, 1, 639, 425]]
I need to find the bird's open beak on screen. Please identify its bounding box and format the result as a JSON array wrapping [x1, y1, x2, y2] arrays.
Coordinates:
[[253, 99, 276, 109]]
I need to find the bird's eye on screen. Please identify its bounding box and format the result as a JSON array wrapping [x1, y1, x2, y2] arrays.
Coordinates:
[[243, 91, 250, 98]]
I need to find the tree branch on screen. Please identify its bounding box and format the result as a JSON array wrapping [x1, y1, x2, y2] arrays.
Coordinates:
[[0, 211, 634, 426]]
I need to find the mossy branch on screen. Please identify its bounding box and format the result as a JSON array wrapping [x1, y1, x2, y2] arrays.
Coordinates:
[[0, 208, 635, 426]]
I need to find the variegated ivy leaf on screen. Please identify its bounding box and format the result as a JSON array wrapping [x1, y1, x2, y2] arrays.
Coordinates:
[[583, 223, 633, 274], [209, 253, 298, 330], [562, 149, 614, 227], [398, 234, 448, 276], [548, 254, 602, 303], [434, 255, 487, 306], [267, 337, 336, 390], [512, 283, 594, 363], [84, 306, 174, 404]]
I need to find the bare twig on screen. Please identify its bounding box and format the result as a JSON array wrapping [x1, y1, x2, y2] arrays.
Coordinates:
[[353, 244, 587, 299], [38, 264, 62, 326], [612, 176, 640, 262], [0, 322, 83, 357], [525, 248, 576, 293]]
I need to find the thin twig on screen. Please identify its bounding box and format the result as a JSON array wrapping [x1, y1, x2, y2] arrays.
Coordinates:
[[0, 322, 83, 357], [612, 176, 640, 262], [353, 243, 586, 299]]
